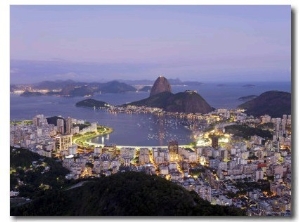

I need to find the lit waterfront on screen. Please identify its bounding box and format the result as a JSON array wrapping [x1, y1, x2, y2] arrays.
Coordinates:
[[10, 82, 291, 145]]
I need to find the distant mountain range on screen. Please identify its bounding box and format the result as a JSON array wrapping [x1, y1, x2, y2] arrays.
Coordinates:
[[73, 77, 213, 114], [238, 91, 291, 118], [122, 78, 204, 86], [13, 80, 137, 97], [11, 78, 204, 97]]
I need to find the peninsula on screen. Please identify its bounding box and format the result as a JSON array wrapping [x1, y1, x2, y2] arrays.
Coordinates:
[[126, 76, 214, 114], [238, 90, 291, 118]]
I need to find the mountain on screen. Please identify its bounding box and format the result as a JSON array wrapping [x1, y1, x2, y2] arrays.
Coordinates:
[[99, 80, 136, 93], [128, 90, 214, 114], [150, 76, 172, 96], [19, 80, 137, 97], [11, 172, 246, 216], [60, 85, 94, 97], [127, 76, 213, 114], [75, 99, 110, 108], [138, 86, 152, 92], [238, 91, 291, 118], [34, 79, 82, 90], [165, 90, 214, 113]]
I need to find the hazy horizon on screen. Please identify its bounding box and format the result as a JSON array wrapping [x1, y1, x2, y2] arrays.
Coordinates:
[[10, 58, 292, 85], [10, 5, 291, 84]]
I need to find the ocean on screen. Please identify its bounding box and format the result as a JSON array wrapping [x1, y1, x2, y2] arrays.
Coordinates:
[[10, 81, 291, 146]]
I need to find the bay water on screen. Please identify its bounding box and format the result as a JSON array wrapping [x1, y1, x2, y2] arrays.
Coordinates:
[[10, 82, 291, 146]]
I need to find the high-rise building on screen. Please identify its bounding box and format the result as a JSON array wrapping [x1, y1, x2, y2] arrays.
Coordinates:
[[57, 119, 65, 134], [66, 117, 72, 135], [168, 140, 178, 154], [33, 114, 46, 127], [211, 135, 219, 148], [55, 134, 72, 151], [139, 148, 150, 165], [220, 149, 228, 161], [168, 141, 179, 161]]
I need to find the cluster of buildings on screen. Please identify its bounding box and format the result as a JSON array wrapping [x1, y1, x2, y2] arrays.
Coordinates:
[[10, 109, 292, 216], [10, 114, 97, 158]]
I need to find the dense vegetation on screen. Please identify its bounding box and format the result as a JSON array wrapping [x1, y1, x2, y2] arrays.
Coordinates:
[[10, 147, 71, 201], [238, 91, 291, 118], [11, 171, 246, 216], [224, 124, 272, 140], [75, 99, 110, 108]]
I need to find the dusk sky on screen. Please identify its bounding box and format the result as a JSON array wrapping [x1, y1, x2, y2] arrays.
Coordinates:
[[10, 5, 291, 83]]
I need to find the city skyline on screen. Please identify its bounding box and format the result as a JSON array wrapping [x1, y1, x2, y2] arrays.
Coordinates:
[[10, 5, 291, 84], [7, 2, 296, 218]]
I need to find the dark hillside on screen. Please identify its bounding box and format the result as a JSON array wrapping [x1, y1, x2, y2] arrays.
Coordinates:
[[238, 91, 291, 118], [75, 99, 109, 108], [128, 91, 214, 114], [11, 172, 246, 216]]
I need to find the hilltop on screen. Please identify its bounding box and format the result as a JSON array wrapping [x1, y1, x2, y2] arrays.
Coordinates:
[[16, 80, 137, 97], [75, 99, 110, 108], [11, 171, 246, 216], [127, 90, 214, 114], [150, 76, 172, 96], [59, 80, 136, 96], [127, 76, 213, 114], [238, 91, 291, 118]]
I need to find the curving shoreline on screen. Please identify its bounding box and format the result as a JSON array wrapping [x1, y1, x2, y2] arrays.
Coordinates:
[[73, 126, 113, 147]]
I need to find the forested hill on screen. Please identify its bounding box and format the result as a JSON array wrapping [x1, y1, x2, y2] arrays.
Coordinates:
[[128, 90, 214, 114], [11, 171, 246, 216], [75, 99, 110, 108], [238, 91, 291, 118]]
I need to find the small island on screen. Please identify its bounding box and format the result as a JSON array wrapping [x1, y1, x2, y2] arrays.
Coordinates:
[[75, 99, 111, 109]]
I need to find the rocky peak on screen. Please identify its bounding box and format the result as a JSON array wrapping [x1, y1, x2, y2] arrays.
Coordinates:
[[150, 76, 172, 96]]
